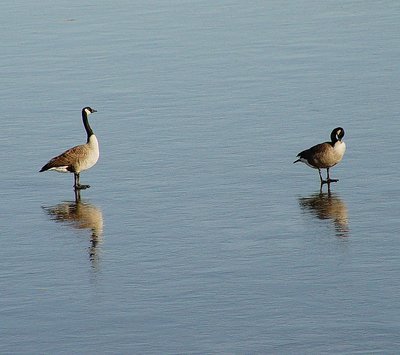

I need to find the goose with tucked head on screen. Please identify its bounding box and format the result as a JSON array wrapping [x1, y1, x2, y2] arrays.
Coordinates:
[[294, 127, 346, 185]]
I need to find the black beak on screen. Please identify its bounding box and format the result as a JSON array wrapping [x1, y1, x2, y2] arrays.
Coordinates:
[[92, 109, 97, 113]]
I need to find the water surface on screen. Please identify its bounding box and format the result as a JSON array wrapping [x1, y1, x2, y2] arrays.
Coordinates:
[[1, 1, 400, 353]]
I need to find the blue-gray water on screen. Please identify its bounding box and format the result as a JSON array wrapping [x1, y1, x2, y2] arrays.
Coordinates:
[[1, 1, 400, 353]]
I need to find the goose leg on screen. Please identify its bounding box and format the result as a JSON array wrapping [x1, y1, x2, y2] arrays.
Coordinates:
[[74, 173, 78, 189], [74, 173, 90, 190], [318, 169, 327, 185], [74, 187, 81, 202], [326, 168, 338, 184]]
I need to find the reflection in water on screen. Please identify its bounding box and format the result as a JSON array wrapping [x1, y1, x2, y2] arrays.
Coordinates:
[[43, 199, 104, 269], [298, 192, 349, 238]]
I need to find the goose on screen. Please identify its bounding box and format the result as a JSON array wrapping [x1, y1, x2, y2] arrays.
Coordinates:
[[294, 127, 346, 185], [40, 107, 99, 190]]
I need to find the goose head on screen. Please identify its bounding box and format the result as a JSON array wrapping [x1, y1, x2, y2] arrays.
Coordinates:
[[331, 127, 345, 143]]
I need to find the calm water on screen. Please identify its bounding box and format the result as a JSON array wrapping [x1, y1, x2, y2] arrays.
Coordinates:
[[1, 1, 400, 353]]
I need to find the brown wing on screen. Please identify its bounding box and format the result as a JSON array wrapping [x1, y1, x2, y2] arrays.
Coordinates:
[[40, 144, 89, 172], [297, 142, 336, 168]]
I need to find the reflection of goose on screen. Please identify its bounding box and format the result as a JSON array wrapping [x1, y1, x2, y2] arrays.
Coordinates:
[[298, 192, 349, 237], [294, 127, 346, 186], [43, 200, 103, 265], [40, 107, 99, 190]]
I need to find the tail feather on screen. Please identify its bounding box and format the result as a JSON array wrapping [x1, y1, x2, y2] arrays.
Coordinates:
[[39, 163, 50, 172], [39, 163, 50, 173], [293, 152, 302, 164], [40, 159, 59, 172]]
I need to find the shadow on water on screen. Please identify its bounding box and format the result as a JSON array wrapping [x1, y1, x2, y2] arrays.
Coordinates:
[[42, 192, 104, 270], [298, 190, 349, 238]]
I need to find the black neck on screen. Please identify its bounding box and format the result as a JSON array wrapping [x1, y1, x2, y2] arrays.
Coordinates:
[[82, 110, 94, 142], [330, 131, 338, 144]]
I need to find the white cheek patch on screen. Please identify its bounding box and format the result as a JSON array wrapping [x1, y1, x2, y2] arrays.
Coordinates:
[[84, 108, 91, 115]]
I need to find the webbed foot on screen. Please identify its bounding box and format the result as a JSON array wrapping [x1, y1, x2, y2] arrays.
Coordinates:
[[321, 178, 339, 185], [75, 184, 90, 190]]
